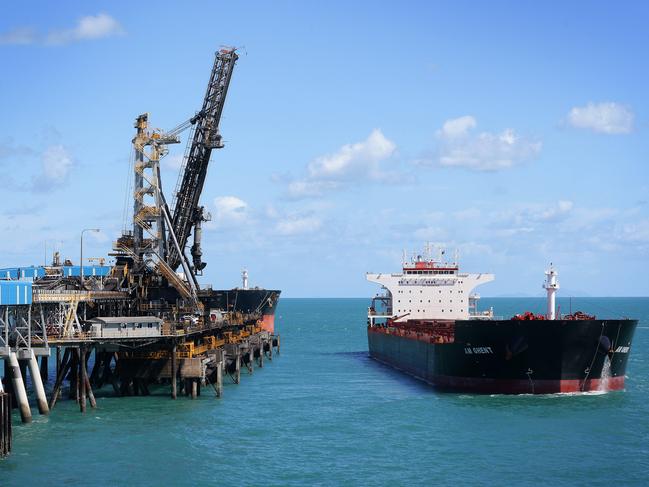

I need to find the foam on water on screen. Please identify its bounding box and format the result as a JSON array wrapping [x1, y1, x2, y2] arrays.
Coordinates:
[[598, 355, 612, 392]]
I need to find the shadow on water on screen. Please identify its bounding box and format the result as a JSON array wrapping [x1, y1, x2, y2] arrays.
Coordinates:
[[322, 350, 369, 357]]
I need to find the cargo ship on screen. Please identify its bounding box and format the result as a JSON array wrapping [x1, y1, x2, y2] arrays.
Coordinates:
[[201, 270, 280, 333], [366, 247, 637, 394]]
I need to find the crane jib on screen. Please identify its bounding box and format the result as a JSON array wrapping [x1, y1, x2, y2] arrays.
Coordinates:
[[167, 49, 238, 273]]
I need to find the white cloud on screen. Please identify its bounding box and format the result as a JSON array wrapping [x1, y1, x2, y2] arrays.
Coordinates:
[[213, 196, 248, 223], [42, 145, 73, 183], [32, 145, 74, 190], [47, 13, 124, 45], [437, 115, 476, 138], [434, 116, 541, 171], [0, 27, 36, 45], [0, 13, 124, 47], [567, 102, 634, 134], [275, 216, 322, 236], [307, 129, 396, 180], [286, 129, 398, 198]]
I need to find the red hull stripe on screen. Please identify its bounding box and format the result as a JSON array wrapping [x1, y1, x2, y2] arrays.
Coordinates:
[[431, 375, 625, 394], [260, 314, 275, 333]]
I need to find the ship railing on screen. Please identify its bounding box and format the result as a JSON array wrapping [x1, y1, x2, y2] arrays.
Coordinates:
[[469, 313, 502, 320]]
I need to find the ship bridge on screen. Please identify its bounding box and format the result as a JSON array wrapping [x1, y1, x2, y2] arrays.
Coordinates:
[[367, 248, 494, 323]]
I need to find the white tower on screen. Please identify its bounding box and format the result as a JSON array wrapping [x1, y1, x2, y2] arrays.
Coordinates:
[[543, 264, 560, 320], [242, 268, 249, 290]]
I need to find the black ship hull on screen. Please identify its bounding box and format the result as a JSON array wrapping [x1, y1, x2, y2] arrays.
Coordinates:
[[200, 288, 280, 333], [368, 319, 637, 394]]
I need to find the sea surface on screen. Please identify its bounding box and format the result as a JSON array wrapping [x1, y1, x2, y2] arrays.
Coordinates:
[[2, 297, 648, 486]]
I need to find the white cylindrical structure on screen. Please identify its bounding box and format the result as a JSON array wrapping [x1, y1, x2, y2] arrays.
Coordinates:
[[28, 350, 49, 415], [8, 352, 32, 423], [242, 269, 249, 290], [543, 265, 560, 320]]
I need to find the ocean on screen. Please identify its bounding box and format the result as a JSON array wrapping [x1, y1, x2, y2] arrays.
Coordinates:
[[2, 297, 648, 486]]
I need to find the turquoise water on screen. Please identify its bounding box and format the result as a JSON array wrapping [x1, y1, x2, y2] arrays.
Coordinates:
[[2, 297, 649, 486]]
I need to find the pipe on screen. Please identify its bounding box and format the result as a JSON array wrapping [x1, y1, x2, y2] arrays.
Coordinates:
[[28, 350, 49, 415]]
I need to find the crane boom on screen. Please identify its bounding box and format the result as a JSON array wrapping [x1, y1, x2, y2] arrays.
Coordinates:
[[167, 48, 238, 272]]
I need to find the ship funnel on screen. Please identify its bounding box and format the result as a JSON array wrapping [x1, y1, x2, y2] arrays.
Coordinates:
[[543, 264, 560, 320]]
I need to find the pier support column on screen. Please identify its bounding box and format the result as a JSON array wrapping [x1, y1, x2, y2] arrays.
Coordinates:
[[55, 347, 61, 385], [268, 339, 273, 361], [235, 352, 241, 384], [39, 355, 48, 384], [248, 347, 254, 374], [83, 349, 97, 409], [49, 348, 71, 410], [276, 335, 280, 355], [216, 361, 223, 398], [28, 350, 49, 415], [79, 348, 87, 413], [171, 343, 177, 400], [0, 391, 10, 457], [191, 380, 197, 399], [258, 342, 264, 368], [8, 352, 31, 424], [68, 350, 78, 401]]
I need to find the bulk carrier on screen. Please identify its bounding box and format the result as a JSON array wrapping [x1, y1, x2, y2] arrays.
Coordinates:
[[366, 247, 637, 394], [201, 270, 280, 333]]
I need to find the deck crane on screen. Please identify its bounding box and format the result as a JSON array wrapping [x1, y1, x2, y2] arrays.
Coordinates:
[[167, 48, 238, 274]]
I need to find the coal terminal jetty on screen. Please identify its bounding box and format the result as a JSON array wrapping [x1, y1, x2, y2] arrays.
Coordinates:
[[0, 46, 280, 457], [0, 276, 280, 454]]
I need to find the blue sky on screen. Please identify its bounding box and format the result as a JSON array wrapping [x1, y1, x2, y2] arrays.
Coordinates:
[[0, 1, 647, 297]]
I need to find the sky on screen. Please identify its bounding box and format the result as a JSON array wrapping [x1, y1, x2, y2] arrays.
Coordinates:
[[0, 1, 647, 297]]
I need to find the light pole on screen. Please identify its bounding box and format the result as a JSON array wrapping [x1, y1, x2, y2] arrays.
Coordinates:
[[80, 228, 100, 287]]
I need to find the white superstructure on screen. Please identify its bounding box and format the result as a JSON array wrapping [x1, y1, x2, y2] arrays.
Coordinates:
[[543, 264, 559, 320], [367, 247, 494, 322]]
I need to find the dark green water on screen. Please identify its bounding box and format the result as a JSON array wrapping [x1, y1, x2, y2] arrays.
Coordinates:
[[2, 298, 648, 486]]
